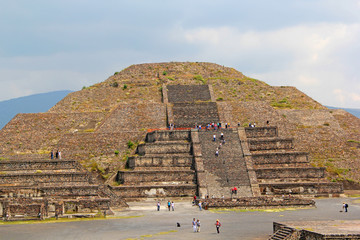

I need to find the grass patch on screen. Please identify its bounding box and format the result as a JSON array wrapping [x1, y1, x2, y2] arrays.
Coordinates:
[[0, 215, 144, 225]]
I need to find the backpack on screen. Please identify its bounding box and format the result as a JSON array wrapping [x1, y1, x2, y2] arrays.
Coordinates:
[[345, 203, 349, 208]]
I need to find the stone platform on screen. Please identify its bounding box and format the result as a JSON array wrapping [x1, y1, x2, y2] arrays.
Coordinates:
[[272, 220, 360, 239]]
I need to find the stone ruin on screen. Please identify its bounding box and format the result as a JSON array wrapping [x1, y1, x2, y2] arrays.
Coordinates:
[[0, 62, 352, 218]]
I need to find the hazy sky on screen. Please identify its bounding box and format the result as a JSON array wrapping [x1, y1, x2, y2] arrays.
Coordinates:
[[1, 0, 359, 108]]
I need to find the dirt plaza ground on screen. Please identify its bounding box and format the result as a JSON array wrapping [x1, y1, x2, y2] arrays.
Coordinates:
[[0, 197, 359, 240]]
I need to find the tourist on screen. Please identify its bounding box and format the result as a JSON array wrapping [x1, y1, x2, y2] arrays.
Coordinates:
[[50, 150, 54, 159], [225, 123, 228, 129], [213, 134, 216, 141], [234, 186, 237, 195], [215, 219, 221, 234], [343, 202, 348, 212], [55, 150, 59, 159], [266, 120, 270, 126], [220, 132, 224, 140], [196, 219, 201, 232], [215, 150, 219, 157], [219, 142, 222, 149], [157, 201, 160, 211], [58, 150, 62, 159], [192, 195, 197, 205], [192, 218, 197, 232], [171, 201, 175, 211], [167, 201, 171, 211], [238, 122, 240, 127], [198, 201, 202, 211]]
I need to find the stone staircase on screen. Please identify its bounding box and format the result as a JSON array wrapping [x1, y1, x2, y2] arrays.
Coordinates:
[[269, 226, 295, 240], [172, 102, 220, 128], [0, 157, 126, 219], [165, 84, 219, 128], [112, 130, 197, 199], [198, 129, 252, 198], [245, 127, 343, 196]]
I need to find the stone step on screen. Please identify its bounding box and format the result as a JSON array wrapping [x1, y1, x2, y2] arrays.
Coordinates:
[[0, 159, 78, 171], [0, 172, 90, 185], [248, 138, 294, 151], [255, 167, 325, 179], [128, 155, 193, 169], [146, 130, 191, 142], [251, 151, 309, 165], [245, 127, 278, 138], [257, 178, 328, 183], [259, 182, 343, 195], [1, 169, 79, 174], [0, 185, 101, 198], [131, 167, 192, 171], [110, 183, 197, 198], [117, 170, 196, 184], [137, 141, 191, 155], [253, 163, 311, 169]]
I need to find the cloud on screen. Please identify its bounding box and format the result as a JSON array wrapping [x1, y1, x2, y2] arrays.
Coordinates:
[[172, 23, 360, 108]]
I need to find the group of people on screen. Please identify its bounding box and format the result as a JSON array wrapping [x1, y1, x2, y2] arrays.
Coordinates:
[[50, 150, 62, 159], [214, 132, 226, 157], [195, 122, 231, 131], [156, 201, 175, 211], [192, 218, 221, 234]]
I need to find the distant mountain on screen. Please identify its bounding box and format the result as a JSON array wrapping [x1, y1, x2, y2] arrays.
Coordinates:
[[0, 90, 72, 129], [326, 106, 360, 118]]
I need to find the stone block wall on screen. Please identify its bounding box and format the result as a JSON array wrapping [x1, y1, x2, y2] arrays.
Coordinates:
[[248, 138, 294, 151], [117, 170, 195, 184], [128, 155, 193, 169], [255, 168, 325, 180], [245, 127, 278, 138], [146, 130, 191, 142], [252, 152, 309, 165], [110, 184, 196, 198], [137, 142, 191, 155]]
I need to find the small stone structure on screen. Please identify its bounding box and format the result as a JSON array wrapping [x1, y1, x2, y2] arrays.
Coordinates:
[[271, 221, 360, 239]]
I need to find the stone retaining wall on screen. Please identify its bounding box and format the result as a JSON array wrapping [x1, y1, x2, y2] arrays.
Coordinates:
[[198, 196, 315, 209], [117, 170, 195, 184], [0, 173, 89, 185], [146, 130, 191, 142], [111, 184, 196, 198], [252, 152, 309, 165], [137, 142, 191, 155], [245, 127, 278, 138], [255, 167, 325, 179], [128, 156, 193, 169], [0, 160, 76, 171], [248, 138, 294, 151]]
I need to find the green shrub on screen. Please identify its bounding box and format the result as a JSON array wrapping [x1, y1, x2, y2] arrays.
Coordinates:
[[127, 140, 135, 149], [123, 84, 128, 90], [193, 75, 207, 84], [163, 71, 168, 76], [216, 97, 223, 101], [114, 150, 119, 155], [111, 82, 119, 88], [114, 72, 119, 75]]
